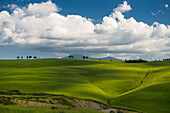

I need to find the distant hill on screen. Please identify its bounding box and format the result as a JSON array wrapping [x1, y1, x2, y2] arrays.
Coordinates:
[[99, 56, 122, 61], [62, 54, 122, 61], [62, 54, 85, 59]]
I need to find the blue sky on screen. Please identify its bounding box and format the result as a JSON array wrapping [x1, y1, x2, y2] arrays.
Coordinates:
[[0, 0, 170, 60], [1, 0, 169, 25]]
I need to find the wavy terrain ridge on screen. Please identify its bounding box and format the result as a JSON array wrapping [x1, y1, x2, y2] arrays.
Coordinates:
[[0, 59, 169, 113]]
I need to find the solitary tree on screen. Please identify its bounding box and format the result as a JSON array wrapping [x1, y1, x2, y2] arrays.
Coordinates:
[[33, 56, 37, 59], [17, 56, 20, 59], [27, 56, 29, 59], [86, 56, 88, 59], [29, 56, 32, 59], [83, 56, 85, 59], [21, 56, 23, 59]]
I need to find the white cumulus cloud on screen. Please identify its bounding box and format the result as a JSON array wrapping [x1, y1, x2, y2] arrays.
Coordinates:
[[165, 4, 168, 9], [114, 1, 132, 13], [0, 0, 170, 60]]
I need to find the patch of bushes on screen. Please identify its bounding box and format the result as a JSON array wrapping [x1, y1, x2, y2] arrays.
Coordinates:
[[110, 111, 116, 113], [35, 99, 48, 103], [0, 97, 15, 105], [163, 58, 170, 61], [51, 106, 58, 109], [117, 110, 124, 113], [55, 98, 74, 107], [125, 59, 147, 63], [58, 110, 65, 113]]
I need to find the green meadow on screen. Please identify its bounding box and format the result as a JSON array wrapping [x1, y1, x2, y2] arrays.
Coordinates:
[[0, 105, 102, 113], [0, 59, 169, 113]]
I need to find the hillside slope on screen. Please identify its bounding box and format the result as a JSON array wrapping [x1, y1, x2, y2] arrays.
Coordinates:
[[109, 61, 170, 113], [0, 59, 169, 112]]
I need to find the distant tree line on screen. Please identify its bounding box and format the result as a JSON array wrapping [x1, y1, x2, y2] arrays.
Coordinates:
[[163, 58, 170, 61], [68, 55, 74, 58], [125, 59, 147, 63], [17, 56, 37, 59], [83, 56, 88, 59], [68, 55, 88, 59], [17, 56, 23, 59]]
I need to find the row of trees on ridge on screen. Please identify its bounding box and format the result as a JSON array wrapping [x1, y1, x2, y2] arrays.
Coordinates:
[[68, 55, 88, 59], [125, 59, 148, 63], [163, 58, 170, 61], [17, 56, 37, 59]]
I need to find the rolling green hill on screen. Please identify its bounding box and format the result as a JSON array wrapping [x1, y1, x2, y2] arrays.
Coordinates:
[[0, 59, 169, 113]]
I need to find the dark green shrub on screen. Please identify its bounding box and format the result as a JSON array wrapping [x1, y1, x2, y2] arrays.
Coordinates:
[[110, 111, 116, 113], [117, 110, 124, 113], [51, 106, 56, 109], [59, 111, 65, 113], [0, 98, 15, 105]]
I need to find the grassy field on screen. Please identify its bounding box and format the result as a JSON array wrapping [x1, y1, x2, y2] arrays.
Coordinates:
[[110, 61, 170, 113], [0, 59, 169, 113], [0, 105, 102, 113]]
